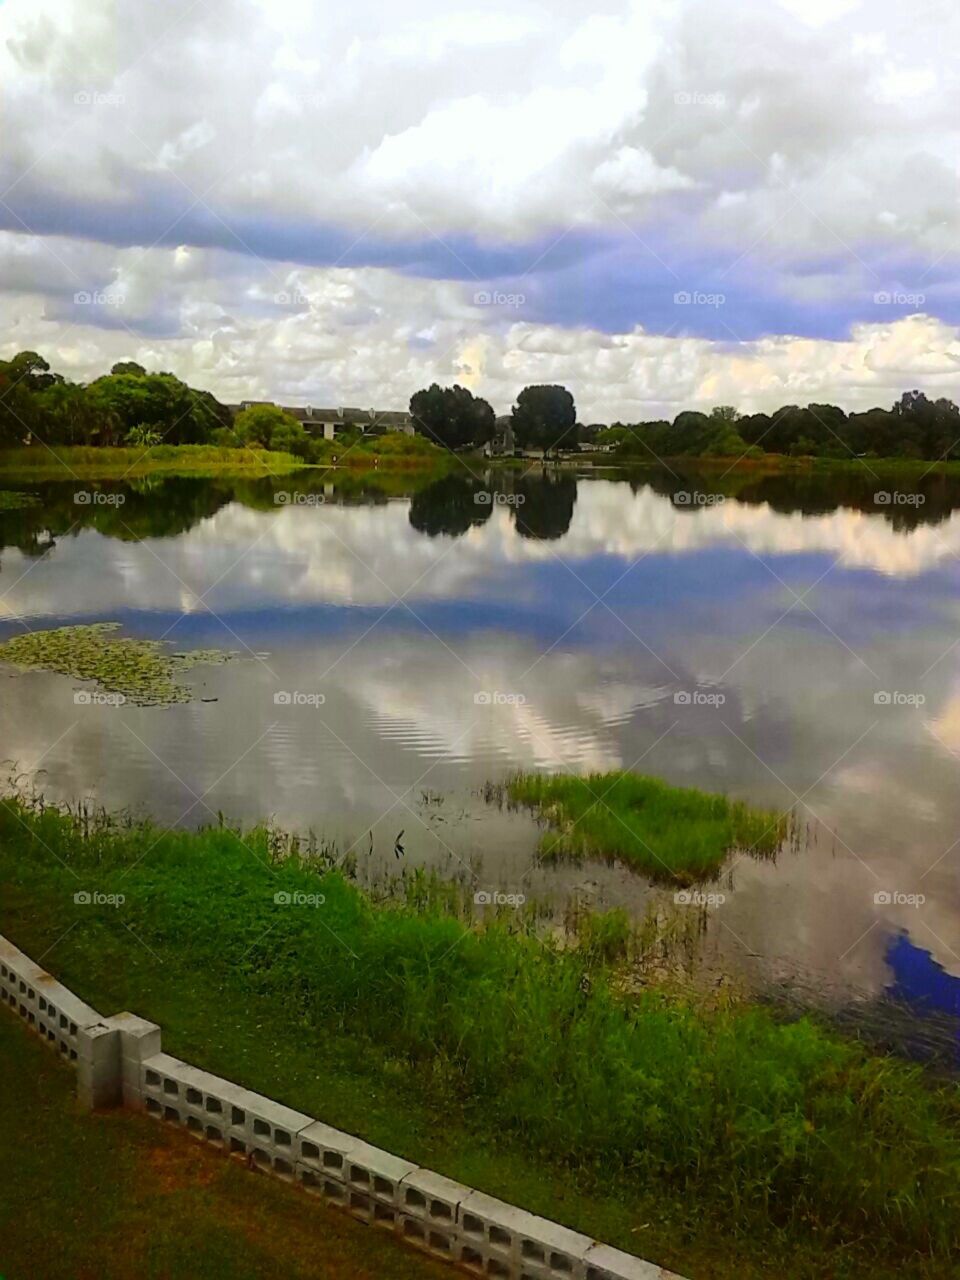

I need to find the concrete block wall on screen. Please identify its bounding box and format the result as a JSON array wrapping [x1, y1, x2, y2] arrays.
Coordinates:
[[0, 933, 686, 1280]]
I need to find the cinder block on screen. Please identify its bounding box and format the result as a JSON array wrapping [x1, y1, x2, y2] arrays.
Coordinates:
[[140, 1051, 198, 1126], [458, 1189, 529, 1266], [76, 1024, 121, 1110], [514, 1212, 594, 1279], [457, 1190, 594, 1277], [343, 1138, 418, 1208], [399, 1213, 457, 1258], [296, 1163, 351, 1207], [399, 1168, 471, 1226], [297, 1119, 360, 1180], [582, 1243, 684, 1280], [102, 1013, 162, 1109]]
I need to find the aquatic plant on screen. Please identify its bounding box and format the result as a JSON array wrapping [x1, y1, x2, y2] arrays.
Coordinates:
[[505, 770, 789, 882], [0, 623, 232, 706], [0, 490, 41, 510]]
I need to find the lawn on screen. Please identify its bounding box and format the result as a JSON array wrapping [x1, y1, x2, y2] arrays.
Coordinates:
[[0, 1007, 448, 1280]]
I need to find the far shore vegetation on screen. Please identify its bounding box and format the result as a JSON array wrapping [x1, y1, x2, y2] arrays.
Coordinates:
[[1, 792, 959, 1280], [4, 349, 960, 475], [504, 770, 788, 882]]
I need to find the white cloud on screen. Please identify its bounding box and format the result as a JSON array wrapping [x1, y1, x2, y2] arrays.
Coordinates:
[[0, 0, 959, 403]]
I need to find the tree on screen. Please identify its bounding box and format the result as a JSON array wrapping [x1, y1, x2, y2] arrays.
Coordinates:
[[111, 361, 147, 377], [511, 385, 577, 453], [409, 384, 495, 450], [86, 371, 230, 445], [234, 403, 309, 454], [709, 405, 740, 424]]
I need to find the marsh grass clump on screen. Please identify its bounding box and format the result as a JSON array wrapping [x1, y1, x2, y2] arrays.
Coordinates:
[[0, 623, 232, 706], [0, 490, 40, 510], [0, 792, 958, 1265], [506, 770, 788, 882]]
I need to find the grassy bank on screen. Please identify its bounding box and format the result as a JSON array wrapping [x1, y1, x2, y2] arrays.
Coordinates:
[[596, 452, 960, 477], [506, 770, 788, 882], [0, 1006, 446, 1280], [0, 444, 307, 478], [0, 437, 454, 480], [1, 796, 958, 1278]]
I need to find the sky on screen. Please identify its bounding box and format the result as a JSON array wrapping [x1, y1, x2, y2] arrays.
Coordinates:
[[0, 0, 958, 421]]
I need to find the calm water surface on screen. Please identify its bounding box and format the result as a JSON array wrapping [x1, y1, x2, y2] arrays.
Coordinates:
[[2, 465, 959, 1055]]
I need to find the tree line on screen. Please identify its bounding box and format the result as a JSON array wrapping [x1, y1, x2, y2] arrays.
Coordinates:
[[604, 393, 960, 462], [2, 349, 958, 462]]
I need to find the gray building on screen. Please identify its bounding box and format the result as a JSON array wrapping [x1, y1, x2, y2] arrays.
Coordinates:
[[229, 403, 414, 441]]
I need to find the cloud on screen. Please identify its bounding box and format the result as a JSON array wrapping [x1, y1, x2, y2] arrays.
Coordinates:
[[1, 0, 960, 384]]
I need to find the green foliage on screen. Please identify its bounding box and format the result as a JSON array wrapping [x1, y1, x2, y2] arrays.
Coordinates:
[[1, 794, 958, 1262], [508, 770, 788, 881], [235, 403, 310, 456], [409, 383, 496, 450], [614, 391, 960, 462], [0, 350, 232, 449], [0, 489, 40, 510], [511, 384, 577, 453], [125, 424, 164, 448]]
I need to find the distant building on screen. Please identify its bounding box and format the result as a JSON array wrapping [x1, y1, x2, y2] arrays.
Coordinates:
[[484, 416, 516, 457], [228, 403, 414, 441]]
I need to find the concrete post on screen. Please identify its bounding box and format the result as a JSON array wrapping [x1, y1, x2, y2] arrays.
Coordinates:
[[76, 1023, 122, 1110], [102, 1011, 162, 1110]]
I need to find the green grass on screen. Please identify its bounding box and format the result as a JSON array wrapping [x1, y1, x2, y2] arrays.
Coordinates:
[[506, 770, 788, 882], [1, 796, 958, 1278], [0, 488, 41, 509], [309, 432, 454, 470], [0, 1007, 447, 1280], [0, 623, 232, 706], [0, 444, 307, 478]]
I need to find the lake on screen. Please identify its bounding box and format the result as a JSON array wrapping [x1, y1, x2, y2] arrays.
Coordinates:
[[2, 463, 959, 1059]]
